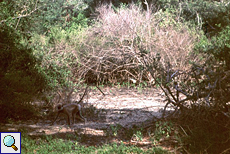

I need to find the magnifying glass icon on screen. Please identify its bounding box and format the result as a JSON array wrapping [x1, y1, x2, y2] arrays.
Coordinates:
[[3, 135, 18, 151]]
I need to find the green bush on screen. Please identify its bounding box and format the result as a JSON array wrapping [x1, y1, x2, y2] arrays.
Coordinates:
[[208, 26, 230, 68], [28, 25, 84, 90], [0, 25, 48, 122], [155, 0, 230, 36]]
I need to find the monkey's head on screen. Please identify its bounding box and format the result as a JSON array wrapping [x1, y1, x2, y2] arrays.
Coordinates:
[[56, 103, 63, 111]]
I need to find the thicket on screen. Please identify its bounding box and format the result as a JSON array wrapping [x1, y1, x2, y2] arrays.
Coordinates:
[[0, 25, 48, 122], [0, 1, 90, 121], [0, 0, 89, 122], [1, 0, 230, 153]]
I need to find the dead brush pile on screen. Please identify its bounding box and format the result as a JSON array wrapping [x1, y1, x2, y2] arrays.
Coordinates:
[[73, 3, 202, 85]]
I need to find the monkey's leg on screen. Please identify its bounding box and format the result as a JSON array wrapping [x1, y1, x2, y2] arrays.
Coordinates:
[[77, 109, 86, 124], [52, 112, 60, 125], [72, 111, 84, 124], [67, 114, 71, 126], [72, 112, 75, 125]]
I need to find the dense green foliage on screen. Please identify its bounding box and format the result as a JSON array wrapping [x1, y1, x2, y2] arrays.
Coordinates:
[[0, 25, 48, 122], [36, 0, 89, 33], [155, 0, 230, 36], [0, 0, 89, 122], [198, 26, 230, 68], [0, 0, 89, 33]]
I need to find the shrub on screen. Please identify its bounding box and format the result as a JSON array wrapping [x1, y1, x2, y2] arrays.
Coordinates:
[[70, 3, 202, 85], [0, 25, 48, 122]]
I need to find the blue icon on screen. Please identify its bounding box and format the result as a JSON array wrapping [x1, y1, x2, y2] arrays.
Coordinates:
[[3, 135, 18, 151]]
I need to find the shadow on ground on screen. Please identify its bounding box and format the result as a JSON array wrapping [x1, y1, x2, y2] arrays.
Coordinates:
[[0, 87, 175, 148]]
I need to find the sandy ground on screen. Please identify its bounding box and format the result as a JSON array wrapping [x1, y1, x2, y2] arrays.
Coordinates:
[[1, 86, 175, 147]]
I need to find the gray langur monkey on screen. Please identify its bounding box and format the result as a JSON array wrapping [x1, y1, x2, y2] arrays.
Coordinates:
[[52, 86, 88, 126]]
